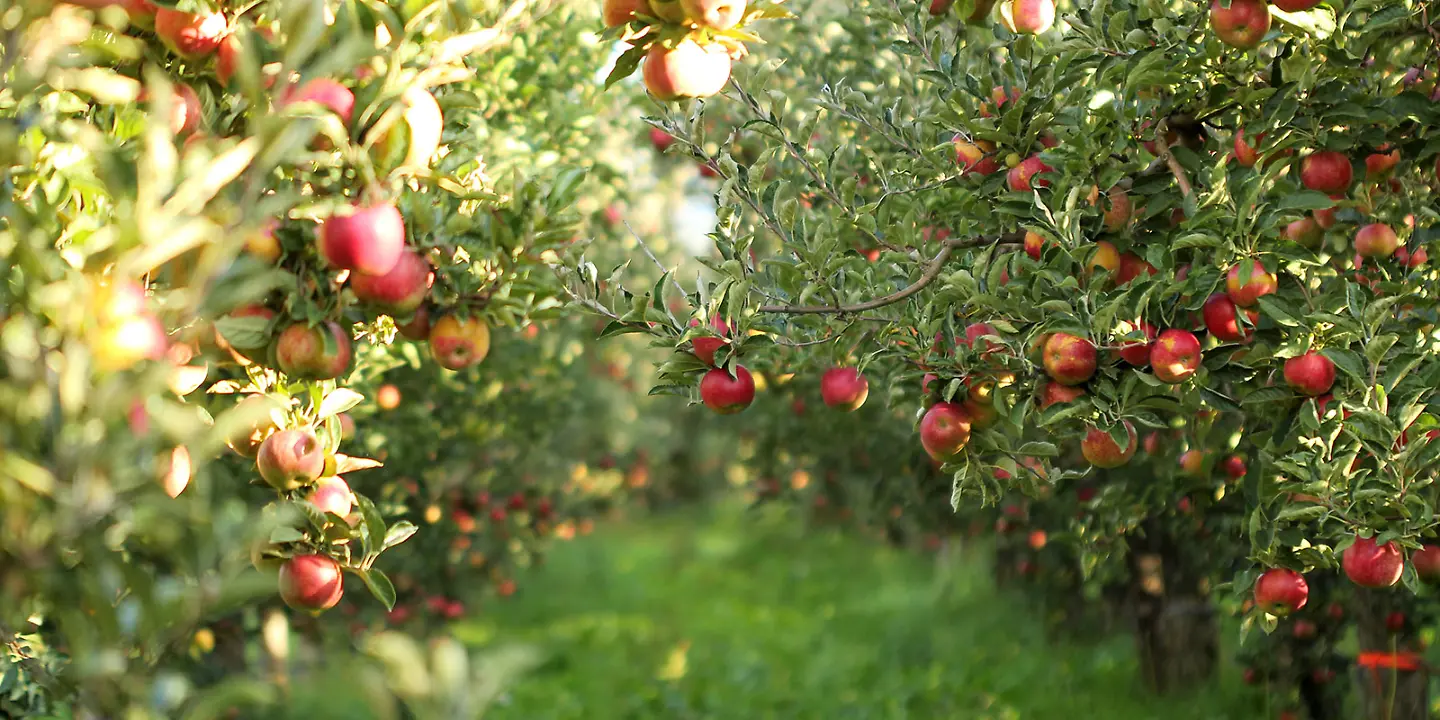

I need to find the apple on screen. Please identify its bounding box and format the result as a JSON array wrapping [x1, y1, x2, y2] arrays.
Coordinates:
[[278, 78, 356, 126], [397, 305, 432, 341], [1226, 260, 1276, 307], [930, 0, 955, 13], [1116, 252, 1157, 284], [1178, 449, 1206, 476], [275, 321, 352, 380], [308, 476, 353, 518], [1081, 421, 1137, 468], [1385, 612, 1406, 633], [1037, 381, 1085, 409], [376, 384, 401, 410], [1283, 217, 1323, 249], [154, 8, 227, 59], [1271, 0, 1321, 9], [680, 0, 746, 29], [603, 0, 650, 25], [1150, 329, 1202, 383], [1089, 241, 1121, 277], [1023, 230, 1045, 259], [215, 32, 246, 87], [689, 316, 730, 366], [350, 248, 432, 315], [174, 83, 202, 136], [998, 0, 1054, 34], [1292, 620, 1317, 639], [1412, 545, 1440, 583], [1395, 245, 1428, 268], [159, 446, 191, 498], [369, 87, 444, 171], [1354, 222, 1399, 259], [1042, 333, 1096, 385], [428, 314, 491, 370], [1283, 352, 1335, 396], [820, 367, 869, 411], [244, 219, 281, 263], [1202, 293, 1257, 343], [256, 428, 325, 490], [1117, 320, 1157, 366], [1342, 534, 1403, 588], [1313, 205, 1338, 229], [1222, 454, 1246, 479], [224, 394, 283, 457], [920, 402, 973, 461], [92, 313, 168, 371], [320, 201, 406, 276], [1365, 146, 1400, 178], [960, 321, 1000, 358], [954, 137, 1000, 176], [700, 365, 755, 414], [1209, 0, 1270, 49], [642, 40, 732, 101], [649, 127, 675, 152], [1300, 150, 1353, 195], [1233, 126, 1261, 167], [278, 554, 344, 612], [1006, 155, 1052, 192]]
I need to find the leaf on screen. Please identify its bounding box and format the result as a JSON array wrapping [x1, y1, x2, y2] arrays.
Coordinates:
[[214, 315, 273, 350], [1016, 441, 1059, 457], [1275, 191, 1335, 211], [318, 389, 364, 418], [1321, 348, 1367, 382], [605, 42, 649, 89], [334, 454, 384, 475], [382, 521, 418, 551], [1255, 295, 1303, 327], [359, 568, 397, 611]]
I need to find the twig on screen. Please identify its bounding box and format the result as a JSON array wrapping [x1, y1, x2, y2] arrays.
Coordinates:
[[1155, 120, 1194, 200], [623, 221, 690, 316], [757, 233, 1022, 315]]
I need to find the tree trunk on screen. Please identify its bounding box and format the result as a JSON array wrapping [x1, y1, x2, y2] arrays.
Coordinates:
[[1352, 588, 1427, 720], [1125, 519, 1218, 693]]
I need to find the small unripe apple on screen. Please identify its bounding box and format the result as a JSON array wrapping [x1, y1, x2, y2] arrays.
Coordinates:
[[257, 428, 325, 490], [1225, 260, 1276, 307], [700, 365, 755, 414], [1208, 0, 1270, 49], [1300, 150, 1353, 195], [820, 367, 869, 411], [278, 554, 344, 612], [1150, 329, 1202, 383], [1342, 535, 1402, 588], [920, 402, 973, 461], [642, 40, 732, 101], [154, 8, 227, 59], [428, 314, 491, 370], [1081, 421, 1137, 468], [1042, 333, 1096, 385], [350, 248, 433, 316], [308, 475, 354, 518], [275, 321, 353, 380], [1354, 222, 1399, 259], [1203, 293, 1257, 343], [1283, 352, 1335, 396]]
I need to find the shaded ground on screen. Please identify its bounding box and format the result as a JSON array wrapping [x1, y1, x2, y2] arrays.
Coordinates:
[[455, 504, 1258, 720]]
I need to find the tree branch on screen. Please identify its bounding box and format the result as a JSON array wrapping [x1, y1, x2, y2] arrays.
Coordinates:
[[1155, 120, 1194, 200], [757, 233, 1022, 315]]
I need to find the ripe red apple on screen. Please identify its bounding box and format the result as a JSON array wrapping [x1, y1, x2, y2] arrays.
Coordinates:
[[1222, 454, 1246, 479], [1203, 292, 1258, 343], [278, 78, 356, 125], [172, 83, 202, 136], [929, 0, 955, 14], [1042, 332, 1096, 385], [920, 402, 973, 461], [1271, 0, 1321, 9], [1365, 146, 1400, 178], [960, 321, 1000, 357], [1292, 619, 1317, 639], [1209, 0, 1270, 48], [1284, 216, 1323, 249], [1023, 230, 1045, 259], [1089, 241, 1121, 277], [154, 8, 227, 59], [954, 137, 1000, 176], [1385, 611, 1406, 633], [396, 305, 432, 342], [1233, 127, 1261, 167], [1300, 150, 1353, 195], [1283, 352, 1335, 397], [820, 367, 869, 411], [998, 0, 1054, 34], [603, 0, 650, 25], [320, 201, 406, 276], [275, 321, 352, 380], [350, 248, 432, 315], [680, 0, 746, 29], [1395, 245, 1428, 268], [642, 40, 732, 101], [256, 428, 325, 490], [700, 365, 755, 414], [1149, 329, 1202, 383], [1412, 545, 1440, 583], [649, 127, 675, 152], [1117, 320, 1157, 366], [1081, 420, 1137, 468], [1116, 252, 1157, 285], [1253, 568, 1308, 615], [1342, 534, 1403, 588], [1354, 222, 1399, 259], [1038, 381, 1085, 409], [1226, 260, 1276, 307], [1006, 155, 1052, 192], [308, 476, 353, 518], [428, 314, 491, 370], [279, 554, 344, 612]]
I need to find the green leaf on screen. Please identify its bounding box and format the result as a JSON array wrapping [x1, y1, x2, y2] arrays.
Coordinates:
[[382, 521, 417, 551], [359, 568, 397, 611], [1322, 348, 1367, 382], [318, 388, 364, 418], [1016, 441, 1059, 457], [605, 43, 648, 90], [1275, 191, 1335, 211], [214, 315, 273, 350], [354, 494, 387, 558]]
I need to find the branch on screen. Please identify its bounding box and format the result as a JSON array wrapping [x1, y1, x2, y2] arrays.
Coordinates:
[[757, 233, 1022, 315], [1155, 120, 1194, 200], [623, 221, 688, 324]]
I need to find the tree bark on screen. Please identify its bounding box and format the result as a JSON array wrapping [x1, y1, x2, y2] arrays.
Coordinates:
[[1352, 587, 1427, 720], [1125, 519, 1218, 693]]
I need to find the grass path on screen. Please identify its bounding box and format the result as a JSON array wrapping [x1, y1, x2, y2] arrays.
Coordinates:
[[458, 504, 1258, 720]]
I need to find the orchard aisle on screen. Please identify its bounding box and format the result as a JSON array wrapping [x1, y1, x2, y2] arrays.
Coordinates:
[[460, 505, 1257, 720]]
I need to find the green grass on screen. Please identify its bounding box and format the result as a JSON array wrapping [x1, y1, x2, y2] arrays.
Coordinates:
[[454, 504, 1259, 720]]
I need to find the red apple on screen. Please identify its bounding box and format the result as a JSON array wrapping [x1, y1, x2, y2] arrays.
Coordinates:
[[1081, 420, 1137, 468], [955, 137, 1000, 176], [1042, 332, 1097, 385], [649, 127, 675, 152], [700, 365, 755, 414], [397, 305, 432, 341], [1023, 230, 1045, 259], [998, 0, 1054, 34], [1412, 545, 1440, 584], [820, 367, 869, 411], [1254, 568, 1308, 615], [1395, 245, 1428, 268], [1117, 320, 1158, 366], [278, 554, 344, 612], [275, 321, 353, 380], [1366, 146, 1400, 178], [1006, 155, 1052, 192], [1300, 150, 1353, 195], [1226, 260, 1277, 307], [1203, 292, 1257, 343], [603, 0, 650, 25], [642, 40, 732, 101], [1209, 0, 1270, 49], [680, 0, 746, 29], [920, 402, 973, 461], [1038, 381, 1086, 409], [428, 314, 491, 370], [1233, 126, 1261, 167], [256, 428, 326, 490], [1116, 252, 1157, 285], [320, 201, 406, 276], [350, 248, 432, 315], [1222, 454, 1247, 479], [1284, 216, 1323, 249], [1283, 352, 1335, 397], [1150, 329, 1202, 383], [308, 476, 353, 518], [278, 78, 356, 125], [1354, 222, 1399, 259], [1342, 535, 1403, 588], [154, 8, 226, 59]]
